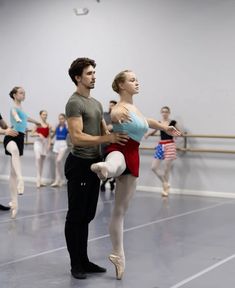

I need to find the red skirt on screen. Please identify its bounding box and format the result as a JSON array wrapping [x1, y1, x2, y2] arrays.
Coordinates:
[[105, 138, 140, 177]]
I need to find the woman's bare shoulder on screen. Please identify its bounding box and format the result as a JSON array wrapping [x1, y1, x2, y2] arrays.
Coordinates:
[[111, 103, 129, 113]]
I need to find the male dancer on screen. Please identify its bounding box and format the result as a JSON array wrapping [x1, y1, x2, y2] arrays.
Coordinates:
[[0, 113, 18, 210], [65, 58, 128, 279]]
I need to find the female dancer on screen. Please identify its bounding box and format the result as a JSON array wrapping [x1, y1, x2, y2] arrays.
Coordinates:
[[91, 70, 181, 280], [3, 87, 40, 218], [51, 113, 68, 187], [145, 106, 180, 197], [0, 113, 18, 211], [31, 110, 52, 188]]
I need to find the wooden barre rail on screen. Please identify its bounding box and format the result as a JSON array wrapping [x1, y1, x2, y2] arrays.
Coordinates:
[[140, 147, 235, 154], [151, 133, 235, 139], [182, 134, 235, 139], [1, 132, 235, 153], [141, 133, 235, 154], [178, 148, 235, 154]]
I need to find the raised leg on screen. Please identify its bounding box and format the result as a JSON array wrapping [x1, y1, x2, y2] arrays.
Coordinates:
[[91, 151, 126, 180]]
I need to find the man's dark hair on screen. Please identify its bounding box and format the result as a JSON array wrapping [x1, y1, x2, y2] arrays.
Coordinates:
[[68, 57, 96, 86]]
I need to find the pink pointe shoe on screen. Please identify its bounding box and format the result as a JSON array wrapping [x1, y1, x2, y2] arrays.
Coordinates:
[[162, 182, 170, 197], [109, 254, 125, 280], [11, 204, 18, 219], [17, 178, 24, 195], [50, 182, 62, 187]]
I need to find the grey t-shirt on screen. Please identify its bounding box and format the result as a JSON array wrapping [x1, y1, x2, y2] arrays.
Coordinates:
[[65, 92, 103, 159], [103, 111, 111, 126]]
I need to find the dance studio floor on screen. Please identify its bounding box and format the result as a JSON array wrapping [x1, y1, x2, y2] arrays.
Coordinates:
[[0, 181, 235, 288]]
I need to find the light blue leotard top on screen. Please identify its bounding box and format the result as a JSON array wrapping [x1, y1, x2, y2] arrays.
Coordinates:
[[10, 107, 28, 133], [112, 111, 148, 143]]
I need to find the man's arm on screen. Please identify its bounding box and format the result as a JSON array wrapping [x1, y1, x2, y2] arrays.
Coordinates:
[[101, 118, 110, 136], [67, 116, 129, 147]]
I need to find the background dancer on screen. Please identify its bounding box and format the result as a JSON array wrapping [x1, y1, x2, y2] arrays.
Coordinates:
[[4, 86, 40, 218], [32, 110, 52, 188], [145, 106, 181, 196], [51, 113, 68, 187], [0, 113, 18, 211]]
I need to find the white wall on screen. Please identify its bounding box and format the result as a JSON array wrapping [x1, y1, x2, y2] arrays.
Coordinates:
[[0, 0, 235, 196], [1, 0, 235, 130]]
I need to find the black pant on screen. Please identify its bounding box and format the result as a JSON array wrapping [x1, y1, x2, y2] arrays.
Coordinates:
[[64, 153, 101, 271]]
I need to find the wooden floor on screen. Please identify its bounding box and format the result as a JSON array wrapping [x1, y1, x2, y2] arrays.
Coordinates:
[[0, 181, 235, 288]]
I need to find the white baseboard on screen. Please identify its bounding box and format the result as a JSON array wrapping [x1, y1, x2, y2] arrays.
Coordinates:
[[1, 174, 235, 199], [137, 185, 235, 199], [0, 175, 53, 185]]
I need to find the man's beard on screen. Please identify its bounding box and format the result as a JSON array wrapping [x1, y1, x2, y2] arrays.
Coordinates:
[[86, 83, 95, 89]]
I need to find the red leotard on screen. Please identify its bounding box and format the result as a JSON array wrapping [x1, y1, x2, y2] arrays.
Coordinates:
[[36, 126, 49, 138], [105, 138, 140, 177]]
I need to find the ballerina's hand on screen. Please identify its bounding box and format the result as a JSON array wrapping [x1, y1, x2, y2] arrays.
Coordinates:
[[165, 126, 181, 136], [111, 106, 132, 123]]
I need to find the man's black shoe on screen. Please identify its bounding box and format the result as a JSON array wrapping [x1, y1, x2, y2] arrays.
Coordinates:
[[84, 262, 107, 273], [71, 269, 87, 279], [0, 204, 10, 211]]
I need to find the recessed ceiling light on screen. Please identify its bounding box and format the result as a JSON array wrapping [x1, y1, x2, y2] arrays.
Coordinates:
[[73, 8, 89, 16]]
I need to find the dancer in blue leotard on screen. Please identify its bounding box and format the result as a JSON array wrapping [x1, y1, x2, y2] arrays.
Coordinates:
[[4, 87, 40, 218], [91, 70, 181, 280]]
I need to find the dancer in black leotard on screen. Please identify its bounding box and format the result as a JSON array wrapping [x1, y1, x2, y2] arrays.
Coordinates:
[[145, 106, 181, 196]]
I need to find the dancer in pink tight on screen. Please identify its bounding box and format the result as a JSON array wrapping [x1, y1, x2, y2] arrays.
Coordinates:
[[31, 110, 52, 188], [91, 70, 181, 280], [3, 87, 40, 218], [0, 113, 18, 211], [145, 106, 181, 196]]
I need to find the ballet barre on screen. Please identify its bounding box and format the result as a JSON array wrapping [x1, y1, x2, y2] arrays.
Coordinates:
[[0, 129, 44, 145], [1, 132, 235, 154], [140, 133, 235, 154], [140, 147, 235, 154], [0, 129, 72, 146]]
